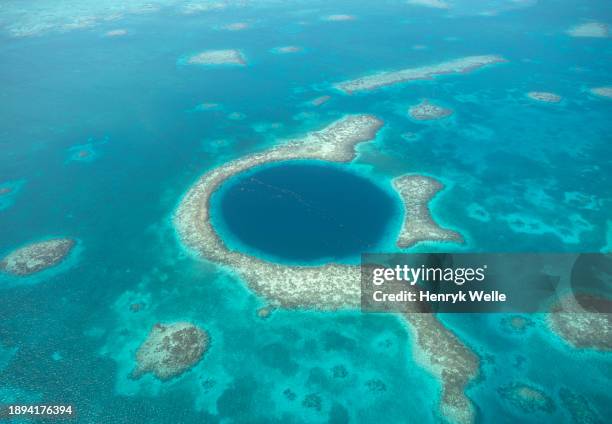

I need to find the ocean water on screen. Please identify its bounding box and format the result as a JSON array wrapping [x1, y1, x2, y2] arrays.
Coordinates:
[[0, 0, 611, 423], [212, 161, 400, 263]]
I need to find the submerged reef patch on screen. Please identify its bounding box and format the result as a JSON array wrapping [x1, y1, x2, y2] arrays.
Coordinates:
[[174, 115, 474, 423], [66, 136, 107, 163], [500, 212, 592, 244], [498, 382, 555, 414], [548, 293, 611, 351], [559, 387, 604, 424], [0, 180, 26, 211], [194, 102, 221, 111], [309, 95, 331, 107], [335, 55, 506, 94], [527, 91, 562, 103], [466, 203, 491, 222], [67, 146, 96, 162], [0, 238, 75, 276], [256, 305, 274, 319], [184, 50, 246, 66], [408, 99, 454, 121], [132, 322, 210, 381], [227, 112, 246, 120], [500, 315, 535, 334], [400, 132, 422, 143], [0, 342, 18, 372]]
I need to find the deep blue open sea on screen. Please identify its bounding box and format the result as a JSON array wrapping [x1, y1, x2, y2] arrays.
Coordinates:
[[0, 0, 611, 423]]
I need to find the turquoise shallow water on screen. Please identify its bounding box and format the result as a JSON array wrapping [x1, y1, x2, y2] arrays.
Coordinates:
[[0, 0, 611, 423]]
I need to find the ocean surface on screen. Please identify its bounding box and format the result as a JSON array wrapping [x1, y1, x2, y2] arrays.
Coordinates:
[[0, 0, 611, 423], [212, 161, 400, 263]]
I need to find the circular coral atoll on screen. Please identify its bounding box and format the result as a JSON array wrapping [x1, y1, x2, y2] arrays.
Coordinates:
[[132, 322, 210, 381], [0, 238, 75, 276], [174, 115, 473, 423], [174, 115, 461, 307]]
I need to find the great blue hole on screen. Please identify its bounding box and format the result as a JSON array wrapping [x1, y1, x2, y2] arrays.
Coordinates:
[[211, 161, 398, 263]]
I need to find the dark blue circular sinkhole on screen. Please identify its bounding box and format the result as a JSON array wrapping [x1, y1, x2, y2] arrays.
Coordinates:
[[212, 161, 398, 263]]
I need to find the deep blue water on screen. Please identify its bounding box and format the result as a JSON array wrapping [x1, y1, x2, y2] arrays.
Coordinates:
[[0, 0, 611, 423], [213, 161, 398, 263]]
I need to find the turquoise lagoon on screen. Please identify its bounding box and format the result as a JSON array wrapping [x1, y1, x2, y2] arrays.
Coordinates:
[[0, 0, 611, 423]]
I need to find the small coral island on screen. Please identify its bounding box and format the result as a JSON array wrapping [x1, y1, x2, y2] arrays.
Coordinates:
[[186, 49, 246, 66], [105, 29, 128, 37], [408, 99, 453, 121], [567, 22, 609, 38], [0, 238, 75, 276], [407, 0, 449, 9], [590, 86, 612, 99], [393, 175, 462, 247], [221, 22, 249, 31], [132, 322, 210, 381], [323, 14, 356, 22], [272, 46, 302, 54], [335, 55, 506, 94], [527, 91, 562, 103]]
